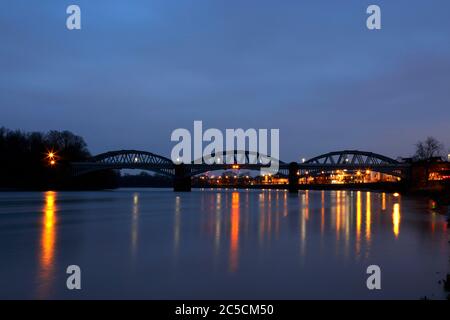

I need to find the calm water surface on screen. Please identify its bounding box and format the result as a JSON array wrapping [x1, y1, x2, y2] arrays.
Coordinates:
[[0, 189, 448, 299]]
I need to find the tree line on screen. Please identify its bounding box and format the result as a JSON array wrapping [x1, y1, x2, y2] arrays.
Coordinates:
[[0, 127, 117, 190]]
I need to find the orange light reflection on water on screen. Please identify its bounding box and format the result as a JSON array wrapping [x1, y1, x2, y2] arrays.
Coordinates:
[[321, 191, 325, 234], [356, 191, 362, 255], [38, 191, 57, 299], [365, 192, 371, 242], [229, 192, 240, 272], [393, 203, 401, 238]]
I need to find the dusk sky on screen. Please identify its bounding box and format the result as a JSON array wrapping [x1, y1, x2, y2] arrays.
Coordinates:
[[1, 0, 449, 161]]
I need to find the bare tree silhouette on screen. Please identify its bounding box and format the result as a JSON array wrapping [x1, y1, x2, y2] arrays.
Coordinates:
[[414, 137, 444, 160]]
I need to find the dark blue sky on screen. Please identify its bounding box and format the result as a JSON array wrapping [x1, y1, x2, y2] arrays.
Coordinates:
[[1, 0, 449, 161]]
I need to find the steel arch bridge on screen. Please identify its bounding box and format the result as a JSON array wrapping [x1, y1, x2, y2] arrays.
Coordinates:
[[72, 150, 175, 177], [189, 150, 287, 176], [72, 149, 286, 177], [304, 150, 399, 166], [297, 150, 407, 178], [71, 149, 409, 179]]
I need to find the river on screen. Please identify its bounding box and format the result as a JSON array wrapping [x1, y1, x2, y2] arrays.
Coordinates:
[[0, 189, 448, 299]]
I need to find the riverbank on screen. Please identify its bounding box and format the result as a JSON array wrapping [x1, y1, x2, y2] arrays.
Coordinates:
[[192, 182, 407, 193]]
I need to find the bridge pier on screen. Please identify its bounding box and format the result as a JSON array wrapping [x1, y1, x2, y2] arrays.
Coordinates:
[[288, 162, 299, 193], [173, 164, 191, 192]]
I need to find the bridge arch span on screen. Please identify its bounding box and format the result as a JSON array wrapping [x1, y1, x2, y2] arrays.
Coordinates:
[[304, 150, 398, 165], [189, 150, 288, 177], [301, 150, 405, 178], [72, 150, 175, 177]]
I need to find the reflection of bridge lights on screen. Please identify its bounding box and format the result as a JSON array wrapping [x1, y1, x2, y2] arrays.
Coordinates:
[[393, 203, 400, 238], [366, 192, 371, 242], [393, 192, 400, 197], [229, 192, 240, 272], [356, 191, 362, 243], [173, 196, 181, 254], [131, 193, 139, 257]]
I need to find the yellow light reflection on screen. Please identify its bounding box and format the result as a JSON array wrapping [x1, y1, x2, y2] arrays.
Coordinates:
[[381, 193, 386, 211], [173, 196, 181, 253], [365, 192, 371, 242], [41, 192, 56, 269], [336, 191, 341, 238], [214, 193, 222, 254], [300, 204, 306, 257], [393, 203, 401, 238], [267, 191, 272, 237], [259, 192, 265, 244], [229, 192, 240, 272], [304, 190, 309, 220], [38, 191, 57, 299], [131, 193, 139, 257], [356, 191, 362, 255], [344, 192, 350, 248], [321, 191, 325, 234]]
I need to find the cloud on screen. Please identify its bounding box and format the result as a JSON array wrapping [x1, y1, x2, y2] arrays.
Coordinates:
[[1, 0, 449, 160]]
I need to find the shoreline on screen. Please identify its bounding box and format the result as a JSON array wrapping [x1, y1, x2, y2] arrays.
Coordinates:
[[1, 182, 448, 197]]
